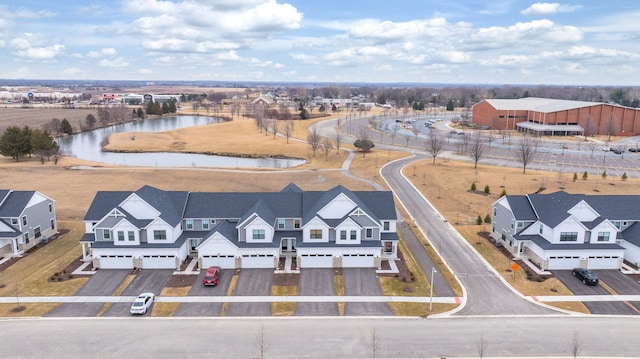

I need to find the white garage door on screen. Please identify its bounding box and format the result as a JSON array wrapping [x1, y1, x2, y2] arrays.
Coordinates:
[[547, 256, 581, 270], [342, 254, 375, 268], [299, 254, 333, 268], [99, 255, 134, 269], [201, 255, 236, 269], [587, 256, 620, 269], [241, 254, 276, 269], [142, 255, 176, 269]]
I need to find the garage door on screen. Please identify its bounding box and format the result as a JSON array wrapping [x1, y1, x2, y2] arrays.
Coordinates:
[[547, 256, 581, 270], [241, 254, 276, 268], [142, 255, 176, 269], [99, 255, 134, 269], [342, 254, 375, 268], [587, 256, 621, 269], [201, 254, 236, 269], [299, 254, 333, 268]]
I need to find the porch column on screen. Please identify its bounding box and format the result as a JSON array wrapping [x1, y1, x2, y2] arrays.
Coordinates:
[[12, 238, 18, 255]]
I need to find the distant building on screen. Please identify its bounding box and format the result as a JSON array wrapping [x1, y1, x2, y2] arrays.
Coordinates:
[[472, 97, 640, 136]]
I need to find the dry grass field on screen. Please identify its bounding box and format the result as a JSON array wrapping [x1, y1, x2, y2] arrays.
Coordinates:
[[0, 106, 96, 133]]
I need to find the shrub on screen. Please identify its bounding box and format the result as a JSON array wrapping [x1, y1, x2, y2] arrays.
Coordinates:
[[573, 173, 578, 182], [499, 189, 507, 198], [484, 214, 491, 223], [582, 171, 588, 180], [601, 170, 607, 179], [484, 185, 490, 194], [471, 182, 477, 191], [622, 172, 628, 181], [476, 215, 483, 225]]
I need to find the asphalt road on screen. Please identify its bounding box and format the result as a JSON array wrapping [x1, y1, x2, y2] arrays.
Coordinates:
[[294, 268, 339, 316], [343, 268, 393, 316], [101, 269, 173, 317], [173, 270, 233, 317], [381, 154, 558, 316], [4, 316, 640, 358], [46, 269, 130, 317], [226, 269, 272, 316]]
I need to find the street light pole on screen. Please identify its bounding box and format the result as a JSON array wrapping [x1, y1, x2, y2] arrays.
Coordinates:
[[429, 267, 437, 311]]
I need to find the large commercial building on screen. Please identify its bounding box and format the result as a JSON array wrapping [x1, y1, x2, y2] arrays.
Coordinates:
[[472, 97, 640, 136]]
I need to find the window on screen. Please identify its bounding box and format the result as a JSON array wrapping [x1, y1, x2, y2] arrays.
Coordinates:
[[539, 224, 543, 234], [128, 231, 135, 241], [614, 221, 621, 229], [153, 230, 167, 240], [560, 232, 578, 242], [50, 219, 55, 230], [365, 228, 373, 238], [277, 219, 285, 229], [103, 229, 111, 240], [34, 227, 41, 239], [185, 219, 194, 230], [310, 229, 322, 239], [350, 230, 357, 240], [118, 231, 125, 241], [597, 232, 610, 242], [202, 220, 209, 230], [493, 208, 497, 216], [24, 233, 29, 244], [383, 221, 390, 231], [252, 229, 265, 240], [294, 219, 301, 229], [48, 203, 53, 213], [340, 230, 347, 240], [22, 216, 27, 226]]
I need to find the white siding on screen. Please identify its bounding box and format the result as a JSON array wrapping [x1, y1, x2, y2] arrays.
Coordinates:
[[120, 194, 160, 219], [244, 217, 273, 244], [318, 193, 356, 219]]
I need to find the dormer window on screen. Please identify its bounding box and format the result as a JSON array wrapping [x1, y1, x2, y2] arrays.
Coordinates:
[[294, 219, 300, 229], [277, 219, 285, 229], [185, 219, 194, 230], [202, 220, 210, 230]]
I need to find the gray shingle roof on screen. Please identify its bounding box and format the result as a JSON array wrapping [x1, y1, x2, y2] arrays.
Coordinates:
[[518, 234, 624, 251], [135, 185, 188, 226], [0, 190, 36, 217], [0, 218, 21, 238]]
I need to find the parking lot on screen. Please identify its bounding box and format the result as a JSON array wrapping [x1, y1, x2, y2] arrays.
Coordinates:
[[554, 270, 640, 315]]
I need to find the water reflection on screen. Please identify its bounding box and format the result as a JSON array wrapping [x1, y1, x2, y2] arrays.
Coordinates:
[[57, 116, 305, 168]]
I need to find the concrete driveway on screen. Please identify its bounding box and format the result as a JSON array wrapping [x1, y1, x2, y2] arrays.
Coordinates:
[[295, 269, 339, 316], [173, 269, 233, 317], [343, 268, 392, 316], [101, 269, 173, 317], [226, 269, 272, 316], [554, 270, 638, 315], [46, 269, 130, 317]]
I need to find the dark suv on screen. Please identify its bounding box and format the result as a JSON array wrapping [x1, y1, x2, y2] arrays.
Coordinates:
[[572, 268, 599, 285]]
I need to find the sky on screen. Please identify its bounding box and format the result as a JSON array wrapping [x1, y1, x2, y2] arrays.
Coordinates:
[[0, 0, 639, 86]]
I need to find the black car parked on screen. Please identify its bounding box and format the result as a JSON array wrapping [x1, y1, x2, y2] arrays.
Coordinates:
[[572, 268, 599, 285]]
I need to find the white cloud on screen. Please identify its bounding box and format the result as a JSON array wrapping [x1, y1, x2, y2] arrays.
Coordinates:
[[521, 3, 580, 16], [290, 53, 318, 65], [62, 67, 82, 75], [87, 48, 117, 58], [139, 68, 153, 74], [98, 57, 129, 68], [471, 19, 582, 50]]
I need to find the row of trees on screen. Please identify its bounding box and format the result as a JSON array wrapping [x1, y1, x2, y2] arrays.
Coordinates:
[[0, 126, 61, 163], [146, 98, 177, 116]]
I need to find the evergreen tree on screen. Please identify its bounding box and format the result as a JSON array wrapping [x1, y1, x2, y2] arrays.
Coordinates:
[[476, 215, 483, 225], [573, 173, 578, 182], [471, 182, 477, 191], [582, 171, 588, 180], [499, 189, 507, 198], [60, 119, 73, 135], [484, 185, 490, 194], [162, 102, 170, 114], [484, 214, 491, 224], [0, 126, 30, 161]]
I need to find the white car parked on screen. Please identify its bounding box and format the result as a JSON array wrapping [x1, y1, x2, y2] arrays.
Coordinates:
[[130, 292, 155, 315]]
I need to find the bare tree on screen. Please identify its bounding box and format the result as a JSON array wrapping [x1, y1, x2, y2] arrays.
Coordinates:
[[570, 331, 582, 359], [587, 142, 598, 158], [517, 134, 539, 174], [477, 332, 489, 359], [320, 137, 334, 160], [335, 126, 343, 154], [461, 132, 471, 152], [606, 113, 617, 143], [583, 114, 595, 140], [270, 119, 279, 139], [469, 133, 485, 169], [255, 324, 270, 359], [367, 327, 383, 359], [425, 131, 443, 164], [307, 127, 321, 157], [283, 120, 294, 144], [390, 124, 399, 145]]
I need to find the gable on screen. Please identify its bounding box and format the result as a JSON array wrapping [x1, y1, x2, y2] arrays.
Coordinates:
[[567, 200, 599, 222], [318, 193, 357, 219], [120, 194, 160, 220]]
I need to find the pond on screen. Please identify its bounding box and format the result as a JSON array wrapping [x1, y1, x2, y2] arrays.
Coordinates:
[[56, 116, 305, 168]]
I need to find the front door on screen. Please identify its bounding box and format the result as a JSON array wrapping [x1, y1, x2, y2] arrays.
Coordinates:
[[280, 238, 296, 253], [189, 238, 199, 253]]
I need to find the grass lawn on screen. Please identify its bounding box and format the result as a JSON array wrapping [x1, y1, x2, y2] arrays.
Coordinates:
[[0, 221, 88, 297], [153, 286, 191, 317], [271, 285, 297, 316], [334, 274, 344, 316], [221, 273, 239, 316]]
